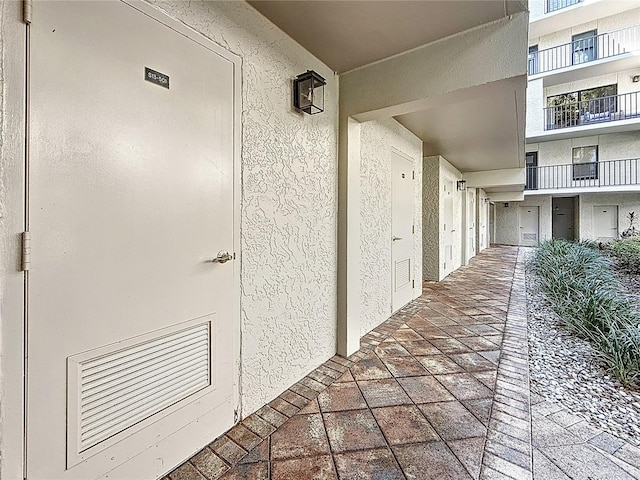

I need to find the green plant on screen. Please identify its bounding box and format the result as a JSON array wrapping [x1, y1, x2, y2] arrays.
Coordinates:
[[609, 236, 640, 274], [528, 239, 640, 388]]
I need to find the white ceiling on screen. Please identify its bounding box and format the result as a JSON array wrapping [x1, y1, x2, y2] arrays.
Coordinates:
[[396, 78, 526, 171], [248, 0, 527, 73]]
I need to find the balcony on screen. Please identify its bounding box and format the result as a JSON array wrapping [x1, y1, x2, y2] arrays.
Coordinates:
[[546, 0, 582, 13], [528, 26, 640, 76], [543, 91, 639, 131], [525, 158, 640, 191]]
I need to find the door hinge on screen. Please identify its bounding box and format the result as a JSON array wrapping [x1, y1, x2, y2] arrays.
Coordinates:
[[412, 279, 415, 289], [412, 225, 415, 234], [21, 231, 31, 272], [23, 0, 32, 24], [234, 408, 239, 423], [412, 170, 415, 180]]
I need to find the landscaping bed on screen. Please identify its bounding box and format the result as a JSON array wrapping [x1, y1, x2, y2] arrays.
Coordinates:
[[526, 240, 640, 445]]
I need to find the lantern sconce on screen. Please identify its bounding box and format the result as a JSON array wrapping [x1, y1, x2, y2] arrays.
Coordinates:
[[484, 198, 491, 204], [293, 70, 326, 115], [456, 179, 467, 191]]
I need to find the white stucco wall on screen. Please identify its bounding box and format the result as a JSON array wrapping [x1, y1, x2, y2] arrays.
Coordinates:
[[359, 119, 422, 336], [138, 0, 340, 415], [494, 195, 553, 245], [422, 156, 463, 281], [477, 189, 490, 252], [579, 192, 640, 239], [531, 8, 640, 50], [526, 131, 640, 167]]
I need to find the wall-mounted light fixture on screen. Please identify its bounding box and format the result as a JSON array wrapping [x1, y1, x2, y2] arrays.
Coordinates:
[[293, 70, 326, 114], [633, 75, 640, 83], [484, 198, 491, 204], [456, 180, 467, 191]]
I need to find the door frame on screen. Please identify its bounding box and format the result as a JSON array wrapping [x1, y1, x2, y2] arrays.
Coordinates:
[[0, 2, 243, 477]]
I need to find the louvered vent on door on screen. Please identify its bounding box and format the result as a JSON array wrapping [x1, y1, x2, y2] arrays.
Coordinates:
[[395, 258, 411, 291], [74, 323, 211, 453], [522, 233, 538, 241]]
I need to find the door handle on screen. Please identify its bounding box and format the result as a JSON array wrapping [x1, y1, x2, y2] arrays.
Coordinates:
[[392, 237, 402, 241], [211, 251, 233, 264]]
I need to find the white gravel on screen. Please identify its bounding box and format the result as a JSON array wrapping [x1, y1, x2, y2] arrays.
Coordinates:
[[526, 267, 640, 446]]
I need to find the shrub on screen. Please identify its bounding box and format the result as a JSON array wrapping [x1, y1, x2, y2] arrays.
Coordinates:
[[609, 236, 640, 274], [528, 239, 640, 388]]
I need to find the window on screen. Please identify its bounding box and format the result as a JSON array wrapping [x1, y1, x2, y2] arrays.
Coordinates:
[[525, 152, 538, 190], [572, 30, 597, 65], [572, 146, 598, 180], [528, 45, 538, 75]]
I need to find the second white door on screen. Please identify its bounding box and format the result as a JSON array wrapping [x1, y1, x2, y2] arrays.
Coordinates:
[[519, 206, 540, 246]]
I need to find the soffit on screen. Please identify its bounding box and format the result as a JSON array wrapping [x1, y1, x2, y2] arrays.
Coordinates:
[[396, 77, 526, 172], [247, 0, 527, 73]]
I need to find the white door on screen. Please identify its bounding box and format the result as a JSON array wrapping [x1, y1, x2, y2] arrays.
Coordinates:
[[28, 2, 238, 479], [593, 205, 618, 242], [391, 151, 414, 312], [519, 206, 540, 246], [442, 180, 455, 275], [467, 190, 476, 260]]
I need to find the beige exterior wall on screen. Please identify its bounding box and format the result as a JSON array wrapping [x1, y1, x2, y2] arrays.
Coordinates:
[[360, 119, 422, 336], [579, 192, 640, 239], [527, 131, 640, 166], [494, 195, 553, 245], [422, 156, 464, 281], [531, 8, 640, 49]]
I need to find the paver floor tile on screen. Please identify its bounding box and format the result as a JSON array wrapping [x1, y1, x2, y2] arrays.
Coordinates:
[[218, 462, 268, 480], [270, 414, 330, 460], [435, 373, 493, 400], [462, 398, 493, 426], [449, 352, 496, 372], [416, 354, 464, 374], [419, 401, 487, 440], [350, 357, 393, 381], [371, 404, 440, 445], [380, 356, 429, 377], [317, 382, 367, 412], [189, 448, 229, 479], [271, 455, 337, 480], [401, 340, 441, 356], [540, 443, 636, 480], [429, 338, 472, 354], [357, 378, 412, 407], [323, 409, 387, 452], [333, 448, 405, 480], [397, 375, 455, 403], [393, 442, 473, 480], [448, 437, 485, 479]]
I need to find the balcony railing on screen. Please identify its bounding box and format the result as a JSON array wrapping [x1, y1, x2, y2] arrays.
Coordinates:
[[543, 91, 639, 131], [546, 0, 582, 13], [525, 158, 640, 190], [528, 26, 640, 75]]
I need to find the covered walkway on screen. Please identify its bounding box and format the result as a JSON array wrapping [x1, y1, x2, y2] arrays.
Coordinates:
[[167, 246, 640, 480]]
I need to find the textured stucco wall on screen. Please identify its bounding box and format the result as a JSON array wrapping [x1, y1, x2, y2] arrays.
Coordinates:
[[526, 131, 640, 166], [545, 67, 640, 99], [494, 195, 553, 245], [146, 0, 338, 415], [579, 192, 640, 239], [422, 157, 440, 281], [422, 156, 463, 281], [526, 78, 545, 137], [531, 8, 640, 50], [360, 119, 422, 336], [477, 189, 490, 252]]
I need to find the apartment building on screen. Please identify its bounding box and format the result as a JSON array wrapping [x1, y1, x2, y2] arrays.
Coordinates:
[[0, 2, 528, 479], [495, 0, 640, 245]]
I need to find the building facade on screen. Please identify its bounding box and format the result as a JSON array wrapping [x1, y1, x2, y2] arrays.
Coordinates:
[[496, 0, 640, 245]]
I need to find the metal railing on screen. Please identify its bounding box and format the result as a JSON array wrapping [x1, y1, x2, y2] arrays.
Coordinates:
[[546, 0, 582, 13], [543, 91, 639, 130], [528, 26, 640, 75], [525, 158, 640, 190]]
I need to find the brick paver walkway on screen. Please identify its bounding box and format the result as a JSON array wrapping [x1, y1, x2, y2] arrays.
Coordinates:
[[166, 246, 640, 480]]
